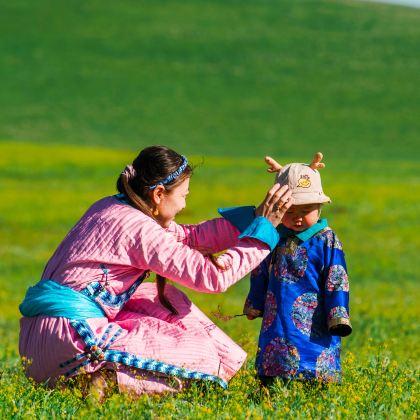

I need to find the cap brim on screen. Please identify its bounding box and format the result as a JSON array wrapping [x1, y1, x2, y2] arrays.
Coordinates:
[[292, 194, 331, 205]]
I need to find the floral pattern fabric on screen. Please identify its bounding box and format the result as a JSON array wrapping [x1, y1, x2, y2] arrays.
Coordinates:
[[291, 293, 324, 338], [262, 291, 277, 332], [317, 228, 343, 250], [316, 345, 341, 382], [275, 238, 308, 283], [326, 265, 349, 291], [262, 337, 300, 377], [327, 306, 350, 324]]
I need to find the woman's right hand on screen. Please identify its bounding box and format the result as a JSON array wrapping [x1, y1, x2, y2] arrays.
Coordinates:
[[255, 183, 294, 228]]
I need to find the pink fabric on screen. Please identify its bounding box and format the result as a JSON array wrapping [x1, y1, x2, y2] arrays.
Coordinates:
[[20, 196, 271, 394]]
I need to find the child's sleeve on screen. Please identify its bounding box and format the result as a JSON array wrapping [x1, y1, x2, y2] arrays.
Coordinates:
[[243, 253, 271, 316], [323, 232, 352, 337]]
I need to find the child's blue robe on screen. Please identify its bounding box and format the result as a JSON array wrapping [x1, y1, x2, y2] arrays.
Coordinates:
[[245, 219, 352, 382]]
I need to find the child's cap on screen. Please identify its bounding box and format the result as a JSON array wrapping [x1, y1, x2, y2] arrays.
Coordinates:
[[275, 152, 331, 205]]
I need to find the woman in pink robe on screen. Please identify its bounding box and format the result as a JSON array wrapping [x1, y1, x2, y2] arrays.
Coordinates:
[[19, 145, 293, 396]]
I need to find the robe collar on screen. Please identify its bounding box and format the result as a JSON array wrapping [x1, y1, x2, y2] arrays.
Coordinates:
[[277, 218, 328, 242]]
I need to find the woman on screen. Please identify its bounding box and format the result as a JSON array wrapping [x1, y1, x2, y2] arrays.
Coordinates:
[[19, 145, 293, 396]]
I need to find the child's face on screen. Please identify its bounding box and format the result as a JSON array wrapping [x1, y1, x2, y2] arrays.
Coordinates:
[[282, 203, 320, 231]]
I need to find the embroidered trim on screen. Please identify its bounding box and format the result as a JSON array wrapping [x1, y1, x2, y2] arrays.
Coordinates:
[[60, 321, 123, 376], [62, 320, 227, 388], [327, 306, 349, 321], [104, 350, 227, 388], [327, 307, 351, 331], [328, 316, 352, 330], [80, 271, 149, 309]]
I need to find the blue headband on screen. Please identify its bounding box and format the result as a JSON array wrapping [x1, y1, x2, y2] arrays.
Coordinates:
[[148, 156, 188, 189]]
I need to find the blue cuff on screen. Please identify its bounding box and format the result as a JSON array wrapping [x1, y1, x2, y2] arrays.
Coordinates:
[[239, 216, 279, 251], [218, 206, 256, 233]]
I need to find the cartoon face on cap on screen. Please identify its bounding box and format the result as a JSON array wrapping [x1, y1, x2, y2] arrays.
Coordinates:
[[297, 174, 311, 188]]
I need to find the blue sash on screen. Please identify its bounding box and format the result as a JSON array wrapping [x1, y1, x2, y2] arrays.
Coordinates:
[[19, 280, 106, 320]]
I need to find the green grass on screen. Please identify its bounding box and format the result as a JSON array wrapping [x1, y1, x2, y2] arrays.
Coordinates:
[[1, 0, 420, 160], [1, 0, 420, 416], [0, 141, 419, 418]]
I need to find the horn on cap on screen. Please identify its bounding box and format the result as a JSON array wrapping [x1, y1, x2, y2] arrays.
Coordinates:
[[265, 156, 282, 173], [309, 152, 325, 170]]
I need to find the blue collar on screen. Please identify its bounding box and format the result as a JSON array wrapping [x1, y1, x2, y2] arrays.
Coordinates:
[[114, 193, 135, 208], [277, 218, 328, 242]]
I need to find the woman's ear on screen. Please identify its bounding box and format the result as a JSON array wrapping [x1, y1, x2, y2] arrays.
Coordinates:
[[150, 185, 166, 206]]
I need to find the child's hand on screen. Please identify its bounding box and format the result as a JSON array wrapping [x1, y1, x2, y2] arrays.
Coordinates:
[[245, 308, 263, 320]]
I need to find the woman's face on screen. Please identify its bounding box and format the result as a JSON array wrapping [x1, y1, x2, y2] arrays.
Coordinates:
[[155, 177, 190, 228], [282, 203, 320, 231]]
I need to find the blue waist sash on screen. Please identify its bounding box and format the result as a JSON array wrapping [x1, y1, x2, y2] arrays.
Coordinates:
[[19, 280, 106, 320]]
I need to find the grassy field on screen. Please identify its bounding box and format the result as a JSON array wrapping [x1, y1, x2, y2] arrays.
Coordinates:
[[1, 0, 420, 160], [1, 0, 419, 417], [0, 141, 419, 418]]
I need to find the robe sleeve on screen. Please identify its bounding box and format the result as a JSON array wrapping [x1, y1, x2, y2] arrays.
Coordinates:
[[244, 253, 271, 315], [130, 215, 278, 294], [323, 231, 352, 337], [166, 206, 259, 254], [166, 218, 240, 254]]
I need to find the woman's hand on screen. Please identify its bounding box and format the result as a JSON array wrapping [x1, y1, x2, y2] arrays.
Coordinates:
[[255, 183, 294, 227]]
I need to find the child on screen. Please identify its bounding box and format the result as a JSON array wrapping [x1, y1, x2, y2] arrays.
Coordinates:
[[244, 153, 352, 384]]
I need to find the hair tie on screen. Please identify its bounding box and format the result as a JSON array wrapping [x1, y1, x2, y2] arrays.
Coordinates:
[[149, 156, 188, 189], [121, 164, 137, 180]]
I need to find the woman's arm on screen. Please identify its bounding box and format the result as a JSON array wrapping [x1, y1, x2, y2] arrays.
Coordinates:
[[166, 217, 241, 254], [132, 183, 292, 293], [166, 182, 291, 255], [130, 216, 275, 294]]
